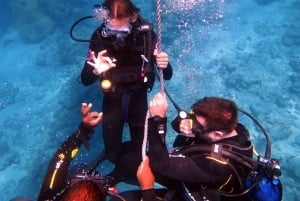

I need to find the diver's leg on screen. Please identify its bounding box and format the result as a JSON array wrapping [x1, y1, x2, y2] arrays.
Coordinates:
[[102, 92, 124, 164], [128, 89, 148, 145]]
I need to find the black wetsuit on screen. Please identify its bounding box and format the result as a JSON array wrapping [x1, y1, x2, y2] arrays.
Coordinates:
[[37, 123, 93, 201], [81, 16, 172, 164], [147, 117, 254, 201]]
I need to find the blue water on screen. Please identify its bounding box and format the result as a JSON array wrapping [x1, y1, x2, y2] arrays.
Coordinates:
[[0, 0, 299, 200]]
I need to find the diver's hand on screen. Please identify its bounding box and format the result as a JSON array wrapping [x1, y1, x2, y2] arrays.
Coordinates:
[[137, 156, 155, 190], [149, 92, 168, 117], [179, 119, 195, 137], [81, 103, 103, 128], [87, 50, 116, 75], [154, 49, 169, 69]]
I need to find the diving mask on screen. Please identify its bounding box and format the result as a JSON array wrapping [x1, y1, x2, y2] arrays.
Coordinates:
[[69, 173, 113, 190], [102, 20, 132, 39], [94, 4, 133, 41]]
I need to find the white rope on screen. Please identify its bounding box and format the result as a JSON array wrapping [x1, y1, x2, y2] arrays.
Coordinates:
[[141, 0, 165, 160], [142, 110, 151, 160]]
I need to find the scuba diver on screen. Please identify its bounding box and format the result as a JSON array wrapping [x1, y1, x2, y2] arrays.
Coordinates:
[[36, 102, 106, 201], [11, 103, 109, 201], [113, 92, 283, 201], [10, 103, 157, 201], [71, 0, 173, 167], [149, 93, 253, 201]]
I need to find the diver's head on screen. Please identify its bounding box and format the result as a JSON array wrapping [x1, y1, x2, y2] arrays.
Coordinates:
[[60, 180, 106, 201], [190, 97, 238, 142], [101, 0, 140, 34], [191, 97, 237, 132], [102, 0, 140, 20], [95, 0, 140, 50]]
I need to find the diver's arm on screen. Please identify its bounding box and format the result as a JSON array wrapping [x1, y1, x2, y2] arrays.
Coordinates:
[[81, 62, 98, 86], [137, 156, 159, 201], [37, 123, 94, 201], [37, 103, 102, 201], [147, 117, 226, 184], [81, 29, 105, 86]]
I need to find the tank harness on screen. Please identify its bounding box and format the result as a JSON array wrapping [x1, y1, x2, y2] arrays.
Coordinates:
[[166, 141, 253, 200], [95, 18, 154, 89]]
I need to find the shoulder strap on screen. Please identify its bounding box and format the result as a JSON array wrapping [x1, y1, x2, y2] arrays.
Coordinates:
[[174, 143, 254, 169]]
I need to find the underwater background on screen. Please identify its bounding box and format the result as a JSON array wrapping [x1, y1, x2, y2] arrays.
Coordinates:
[[0, 0, 299, 200]]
